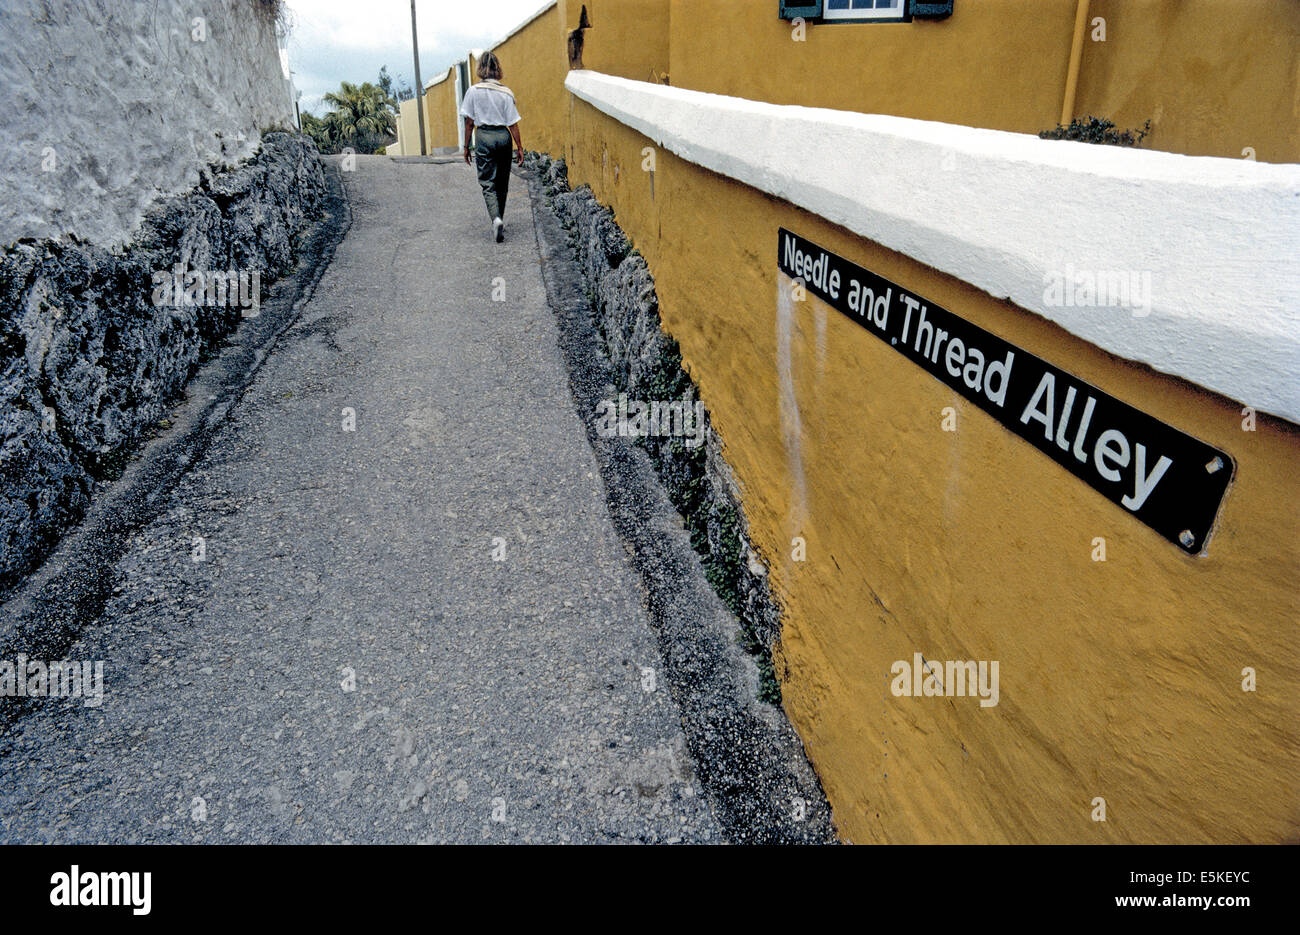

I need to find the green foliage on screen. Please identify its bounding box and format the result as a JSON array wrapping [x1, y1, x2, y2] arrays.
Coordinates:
[[378, 66, 414, 105], [1039, 115, 1152, 148], [304, 76, 398, 155], [635, 338, 783, 706]]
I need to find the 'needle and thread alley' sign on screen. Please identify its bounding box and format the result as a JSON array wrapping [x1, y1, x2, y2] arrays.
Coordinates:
[[777, 228, 1234, 555]]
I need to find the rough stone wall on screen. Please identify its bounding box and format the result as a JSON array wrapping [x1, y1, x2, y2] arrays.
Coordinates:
[[528, 151, 784, 699], [0, 0, 295, 248], [0, 133, 327, 597]]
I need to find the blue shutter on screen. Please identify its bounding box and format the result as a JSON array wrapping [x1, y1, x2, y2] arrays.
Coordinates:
[[780, 0, 822, 20], [909, 0, 954, 18]]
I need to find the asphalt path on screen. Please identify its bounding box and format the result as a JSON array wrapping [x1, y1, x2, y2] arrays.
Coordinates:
[[0, 156, 722, 843]]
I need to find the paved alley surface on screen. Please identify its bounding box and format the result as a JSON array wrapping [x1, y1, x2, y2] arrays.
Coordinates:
[[0, 157, 723, 843]]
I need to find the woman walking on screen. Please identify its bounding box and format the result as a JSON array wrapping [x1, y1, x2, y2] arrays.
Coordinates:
[[460, 51, 524, 243]]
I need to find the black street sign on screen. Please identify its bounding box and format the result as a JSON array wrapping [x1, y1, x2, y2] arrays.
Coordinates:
[[777, 228, 1234, 554]]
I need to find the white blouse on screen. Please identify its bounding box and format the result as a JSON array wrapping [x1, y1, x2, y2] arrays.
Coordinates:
[[459, 83, 522, 128]]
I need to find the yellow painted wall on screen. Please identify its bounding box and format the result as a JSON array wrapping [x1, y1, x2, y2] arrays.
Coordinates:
[[1075, 0, 1300, 162], [562, 95, 1300, 844], [424, 69, 461, 151], [422, 0, 1300, 841], [396, 96, 421, 155], [668, 0, 1075, 137], [492, 3, 569, 158], [392, 71, 460, 155], [660, 0, 1299, 161], [561, 0, 671, 83], [504, 0, 1300, 161]]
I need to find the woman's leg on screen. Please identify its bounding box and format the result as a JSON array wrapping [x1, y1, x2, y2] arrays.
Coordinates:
[[494, 135, 512, 220], [474, 128, 508, 220]]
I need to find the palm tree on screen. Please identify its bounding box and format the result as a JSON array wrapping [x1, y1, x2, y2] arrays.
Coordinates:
[[300, 112, 331, 152], [309, 81, 396, 155]]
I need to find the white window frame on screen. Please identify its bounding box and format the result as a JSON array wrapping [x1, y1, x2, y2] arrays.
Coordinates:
[[822, 0, 907, 21]]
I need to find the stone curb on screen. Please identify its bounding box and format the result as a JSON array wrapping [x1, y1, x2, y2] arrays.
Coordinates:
[[524, 154, 838, 844]]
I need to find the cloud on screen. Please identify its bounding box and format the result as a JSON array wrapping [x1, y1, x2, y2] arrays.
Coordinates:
[[284, 0, 552, 114]]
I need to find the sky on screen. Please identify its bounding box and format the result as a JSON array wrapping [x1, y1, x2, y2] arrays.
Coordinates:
[[284, 0, 552, 115]]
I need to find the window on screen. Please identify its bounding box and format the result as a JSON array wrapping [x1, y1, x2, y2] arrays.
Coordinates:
[[778, 0, 954, 22], [823, 0, 906, 21]]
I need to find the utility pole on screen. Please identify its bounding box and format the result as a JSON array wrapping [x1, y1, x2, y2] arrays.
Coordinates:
[[410, 0, 427, 155]]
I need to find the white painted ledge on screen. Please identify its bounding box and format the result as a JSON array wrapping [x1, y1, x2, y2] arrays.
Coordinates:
[[565, 70, 1300, 425], [490, 0, 557, 51]]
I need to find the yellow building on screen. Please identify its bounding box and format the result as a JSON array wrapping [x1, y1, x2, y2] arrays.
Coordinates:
[[391, 63, 470, 155], [393, 95, 422, 155], [419, 0, 1300, 843], [422, 67, 462, 152]]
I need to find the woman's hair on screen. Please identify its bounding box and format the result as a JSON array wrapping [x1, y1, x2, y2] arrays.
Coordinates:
[[477, 51, 503, 81]]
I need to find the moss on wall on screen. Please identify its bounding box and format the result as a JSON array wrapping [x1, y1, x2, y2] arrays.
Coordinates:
[[1076, 0, 1300, 162]]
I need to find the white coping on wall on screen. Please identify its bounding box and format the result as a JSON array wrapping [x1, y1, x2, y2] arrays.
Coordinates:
[[565, 70, 1300, 425], [424, 68, 452, 90], [490, 0, 558, 51]]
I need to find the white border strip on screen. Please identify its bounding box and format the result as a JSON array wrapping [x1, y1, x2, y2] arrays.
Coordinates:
[[424, 67, 452, 91], [489, 0, 558, 53], [566, 70, 1300, 424]]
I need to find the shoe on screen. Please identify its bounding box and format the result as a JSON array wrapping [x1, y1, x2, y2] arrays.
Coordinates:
[[493, 218, 504, 243]]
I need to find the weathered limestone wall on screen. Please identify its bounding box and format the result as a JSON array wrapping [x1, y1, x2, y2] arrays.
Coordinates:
[[0, 135, 327, 598], [0, 0, 297, 248]]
